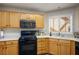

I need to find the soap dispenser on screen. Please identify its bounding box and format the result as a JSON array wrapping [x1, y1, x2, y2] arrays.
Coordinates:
[[0, 29, 4, 38], [50, 32, 52, 36]]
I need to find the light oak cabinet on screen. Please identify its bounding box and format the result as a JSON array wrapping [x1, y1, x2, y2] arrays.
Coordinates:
[[0, 41, 6, 55], [21, 13, 35, 20], [34, 15, 44, 28], [49, 39, 72, 55], [37, 38, 48, 54], [0, 40, 18, 55], [58, 40, 71, 55], [70, 41, 75, 55], [0, 11, 21, 28], [49, 39, 59, 55], [0, 11, 10, 28], [0, 11, 2, 27], [0, 11, 44, 28], [5, 40, 18, 55], [9, 12, 21, 28], [37, 38, 75, 55]]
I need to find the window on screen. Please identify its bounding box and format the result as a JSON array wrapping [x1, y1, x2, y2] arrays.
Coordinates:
[[49, 15, 72, 33]]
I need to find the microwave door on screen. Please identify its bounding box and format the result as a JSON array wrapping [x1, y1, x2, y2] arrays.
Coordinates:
[[20, 20, 36, 28]]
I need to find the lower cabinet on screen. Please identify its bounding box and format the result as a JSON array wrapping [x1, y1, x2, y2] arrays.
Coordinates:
[[70, 40, 75, 55], [37, 38, 48, 54], [6, 45, 18, 55], [0, 39, 75, 55], [0, 40, 18, 55], [48, 39, 75, 55], [0, 41, 6, 55], [49, 39, 58, 55], [58, 40, 71, 55], [37, 38, 75, 55]]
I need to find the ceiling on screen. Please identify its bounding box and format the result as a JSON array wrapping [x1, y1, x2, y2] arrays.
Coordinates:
[[0, 3, 78, 12]]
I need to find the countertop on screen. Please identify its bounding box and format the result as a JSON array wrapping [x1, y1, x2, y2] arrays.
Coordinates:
[[0, 36, 79, 42], [37, 36, 79, 42]]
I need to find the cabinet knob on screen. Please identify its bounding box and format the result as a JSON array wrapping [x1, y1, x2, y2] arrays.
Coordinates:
[[6, 25, 9, 26], [6, 25, 10, 27], [2, 47, 4, 49], [5, 47, 7, 49]]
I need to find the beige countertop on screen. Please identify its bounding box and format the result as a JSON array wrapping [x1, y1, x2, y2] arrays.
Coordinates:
[[0, 36, 79, 42], [37, 36, 79, 42], [0, 38, 19, 41]]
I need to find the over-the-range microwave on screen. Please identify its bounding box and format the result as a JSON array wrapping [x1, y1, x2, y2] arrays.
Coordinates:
[[20, 20, 36, 28]]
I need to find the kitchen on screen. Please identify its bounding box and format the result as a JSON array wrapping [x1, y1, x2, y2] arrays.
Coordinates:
[[0, 3, 79, 55]]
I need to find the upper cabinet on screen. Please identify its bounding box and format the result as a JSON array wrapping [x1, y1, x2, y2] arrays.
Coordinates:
[[0, 11, 10, 28], [0, 11, 2, 28], [21, 13, 35, 20], [9, 12, 21, 28], [0, 11, 44, 29], [34, 15, 44, 28], [49, 15, 72, 33]]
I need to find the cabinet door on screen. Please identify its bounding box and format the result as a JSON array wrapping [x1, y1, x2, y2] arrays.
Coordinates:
[[37, 38, 47, 54], [5, 40, 18, 55], [59, 40, 71, 55], [34, 15, 44, 28], [0, 46, 3, 55], [10, 12, 21, 28], [0, 41, 6, 55], [49, 39, 58, 55], [0, 46, 6, 55], [1, 11, 10, 28], [0, 11, 2, 28], [6, 45, 18, 55], [70, 41, 75, 55]]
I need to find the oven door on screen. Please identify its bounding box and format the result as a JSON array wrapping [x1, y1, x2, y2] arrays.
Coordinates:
[[19, 35, 37, 55]]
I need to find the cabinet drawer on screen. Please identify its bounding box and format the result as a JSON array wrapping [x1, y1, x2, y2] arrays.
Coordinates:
[[37, 42, 46, 45], [59, 40, 70, 44], [0, 41, 5, 46], [37, 48, 46, 50], [49, 39, 58, 41], [37, 45, 46, 48], [49, 39, 58, 43], [6, 40, 18, 45], [37, 39, 46, 41]]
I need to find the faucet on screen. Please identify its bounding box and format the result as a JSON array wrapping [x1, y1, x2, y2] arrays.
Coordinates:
[[58, 32, 60, 36]]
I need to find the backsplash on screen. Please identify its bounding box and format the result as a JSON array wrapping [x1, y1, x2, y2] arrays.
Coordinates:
[[0, 29, 20, 39]]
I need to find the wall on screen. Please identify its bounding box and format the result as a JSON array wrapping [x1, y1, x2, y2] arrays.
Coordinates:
[[4, 29, 20, 39], [43, 14, 50, 35], [73, 7, 79, 32], [44, 7, 76, 34], [0, 6, 45, 15]]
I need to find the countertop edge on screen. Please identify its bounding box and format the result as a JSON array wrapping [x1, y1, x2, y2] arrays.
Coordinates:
[[0, 36, 79, 42]]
